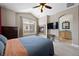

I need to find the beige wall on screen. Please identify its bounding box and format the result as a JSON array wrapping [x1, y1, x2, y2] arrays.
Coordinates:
[[16, 13, 38, 37], [78, 6, 79, 46], [48, 5, 79, 45], [1, 7, 38, 37], [1, 7, 17, 26]]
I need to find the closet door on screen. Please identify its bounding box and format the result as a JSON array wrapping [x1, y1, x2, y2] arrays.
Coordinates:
[[0, 7, 1, 34]]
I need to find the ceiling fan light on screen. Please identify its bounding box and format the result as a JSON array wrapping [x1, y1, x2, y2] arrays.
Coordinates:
[[39, 5, 42, 9], [33, 3, 52, 12]]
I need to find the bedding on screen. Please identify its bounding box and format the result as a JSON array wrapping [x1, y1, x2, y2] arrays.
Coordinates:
[[4, 38, 29, 56], [4, 36, 54, 56], [0, 34, 7, 45], [0, 41, 5, 56]]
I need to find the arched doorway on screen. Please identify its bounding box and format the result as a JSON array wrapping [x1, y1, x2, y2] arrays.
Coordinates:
[[59, 14, 73, 44]]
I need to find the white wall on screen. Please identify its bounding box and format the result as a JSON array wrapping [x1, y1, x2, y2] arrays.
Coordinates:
[[39, 16, 47, 26], [38, 16, 47, 38], [1, 7, 16, 26]]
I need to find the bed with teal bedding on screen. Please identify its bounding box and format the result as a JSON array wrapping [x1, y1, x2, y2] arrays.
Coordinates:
[[0, 35, 54, 56]]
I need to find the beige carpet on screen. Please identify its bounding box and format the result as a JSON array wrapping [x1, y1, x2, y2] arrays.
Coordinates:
[[53, 40, 79, 56]]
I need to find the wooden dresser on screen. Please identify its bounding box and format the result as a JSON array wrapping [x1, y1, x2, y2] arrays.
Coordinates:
[[59, 31, 72, 40], [2, 26, 18, 39]]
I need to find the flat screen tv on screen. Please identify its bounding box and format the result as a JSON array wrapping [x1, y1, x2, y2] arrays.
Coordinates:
[[47, 22, 59, 29], [47, 23, 54, 29]]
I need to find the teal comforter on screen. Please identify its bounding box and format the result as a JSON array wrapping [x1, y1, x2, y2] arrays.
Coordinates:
[[20, 35, 54, 56]]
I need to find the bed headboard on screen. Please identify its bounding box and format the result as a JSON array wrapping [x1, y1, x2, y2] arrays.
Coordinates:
[[1, 26, 18, 39]]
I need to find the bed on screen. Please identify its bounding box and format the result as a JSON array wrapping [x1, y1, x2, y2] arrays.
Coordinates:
[[0, 35, 54, 56]]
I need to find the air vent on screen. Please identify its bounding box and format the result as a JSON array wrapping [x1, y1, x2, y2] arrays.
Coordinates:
[[66, 3, 74, 7]]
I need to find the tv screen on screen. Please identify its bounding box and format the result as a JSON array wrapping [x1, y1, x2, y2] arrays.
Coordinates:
[[47, 23, 53, 29], [47, 22, 59, 29], [55, 22, 59, 29]]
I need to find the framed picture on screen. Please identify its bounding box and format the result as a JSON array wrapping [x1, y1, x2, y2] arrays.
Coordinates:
[[39, 26, 44, 33], [39, 25, 46, 35], [62, 21, 70, 29]]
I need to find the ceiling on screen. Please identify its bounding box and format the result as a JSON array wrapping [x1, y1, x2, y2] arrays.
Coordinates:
[[0, 3, 78, 18]]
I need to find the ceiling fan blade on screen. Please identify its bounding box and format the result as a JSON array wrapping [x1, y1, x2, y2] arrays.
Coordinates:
[[45, 5, 52, 9], [33, 5, 40, 8]]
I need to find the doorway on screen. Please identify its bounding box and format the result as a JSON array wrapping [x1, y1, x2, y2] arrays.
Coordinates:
[[58, 14, 73, 44]]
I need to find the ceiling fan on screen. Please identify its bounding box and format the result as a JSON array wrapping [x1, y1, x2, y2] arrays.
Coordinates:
[[33, 3, 52, 12]]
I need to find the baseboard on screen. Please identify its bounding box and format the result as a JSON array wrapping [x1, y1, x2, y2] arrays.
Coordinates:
[[72, 44, 79, 48]]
